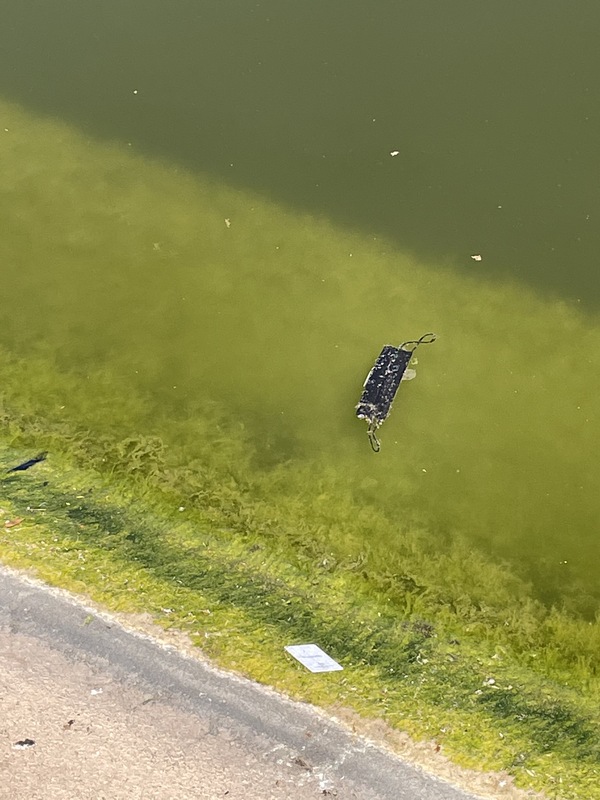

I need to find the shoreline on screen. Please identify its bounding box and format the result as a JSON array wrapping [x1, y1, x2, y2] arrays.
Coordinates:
[[0, 563, 537, 800], [1, 444, 596, 799]]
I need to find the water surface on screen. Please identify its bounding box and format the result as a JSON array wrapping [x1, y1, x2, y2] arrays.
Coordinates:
[[1, 2, 600, 615]]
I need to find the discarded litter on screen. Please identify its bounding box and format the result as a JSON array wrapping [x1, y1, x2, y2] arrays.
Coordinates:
[[12, 739, 35, 750], [6, 451, 48, 473], [284, 644, 343, 673], [355, 333, 437, 452], [470, 254, 482, 261]]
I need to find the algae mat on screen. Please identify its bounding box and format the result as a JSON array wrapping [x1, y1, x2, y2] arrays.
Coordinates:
[[1, 98, 599, 610], [0, 446, 599, 800]]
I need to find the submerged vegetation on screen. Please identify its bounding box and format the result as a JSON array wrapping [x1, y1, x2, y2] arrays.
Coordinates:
[[1, 376, 600, 799], [1, 97, 600, 798]]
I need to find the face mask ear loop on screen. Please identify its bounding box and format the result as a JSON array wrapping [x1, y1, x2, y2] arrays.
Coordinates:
[[367, 424, 381, 453], [399, 332, 437, 353]]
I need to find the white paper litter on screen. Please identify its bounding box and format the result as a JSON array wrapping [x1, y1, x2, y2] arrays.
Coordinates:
[[284, 644, 343, 673]]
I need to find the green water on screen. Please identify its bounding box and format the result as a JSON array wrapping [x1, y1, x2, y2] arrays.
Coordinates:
[[1, 2, 600, 616]]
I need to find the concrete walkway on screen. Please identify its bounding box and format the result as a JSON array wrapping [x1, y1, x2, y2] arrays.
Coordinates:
[[0, 566, 496, 800]]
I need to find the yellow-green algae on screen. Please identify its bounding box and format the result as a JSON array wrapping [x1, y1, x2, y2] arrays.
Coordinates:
[[0, 426, 599, 800], [1, 98, 600, 798], [1, 95, 599, 617]]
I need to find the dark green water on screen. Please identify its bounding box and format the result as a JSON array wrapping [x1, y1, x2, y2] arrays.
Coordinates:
[[1, 1, 600, 613]]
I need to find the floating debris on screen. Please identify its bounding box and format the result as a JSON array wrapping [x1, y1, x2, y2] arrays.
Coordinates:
[[355, 333, 437, 452], [5, 518, 24, 528], [6, 452, 48, 473], [389, 150, 400, 157], [470, 254, 482, 262]]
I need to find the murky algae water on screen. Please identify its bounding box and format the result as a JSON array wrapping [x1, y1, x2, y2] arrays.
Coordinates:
[[4, 97, 600, 797], [1, 97, 599, 622]]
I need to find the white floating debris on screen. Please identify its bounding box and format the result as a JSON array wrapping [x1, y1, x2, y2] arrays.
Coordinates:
[[471, 254, 482, 261], [285, 644, 343, 673], [224, 218, 231, 228], [390, 150, 400, 157], [90, 688, 103, 696]]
